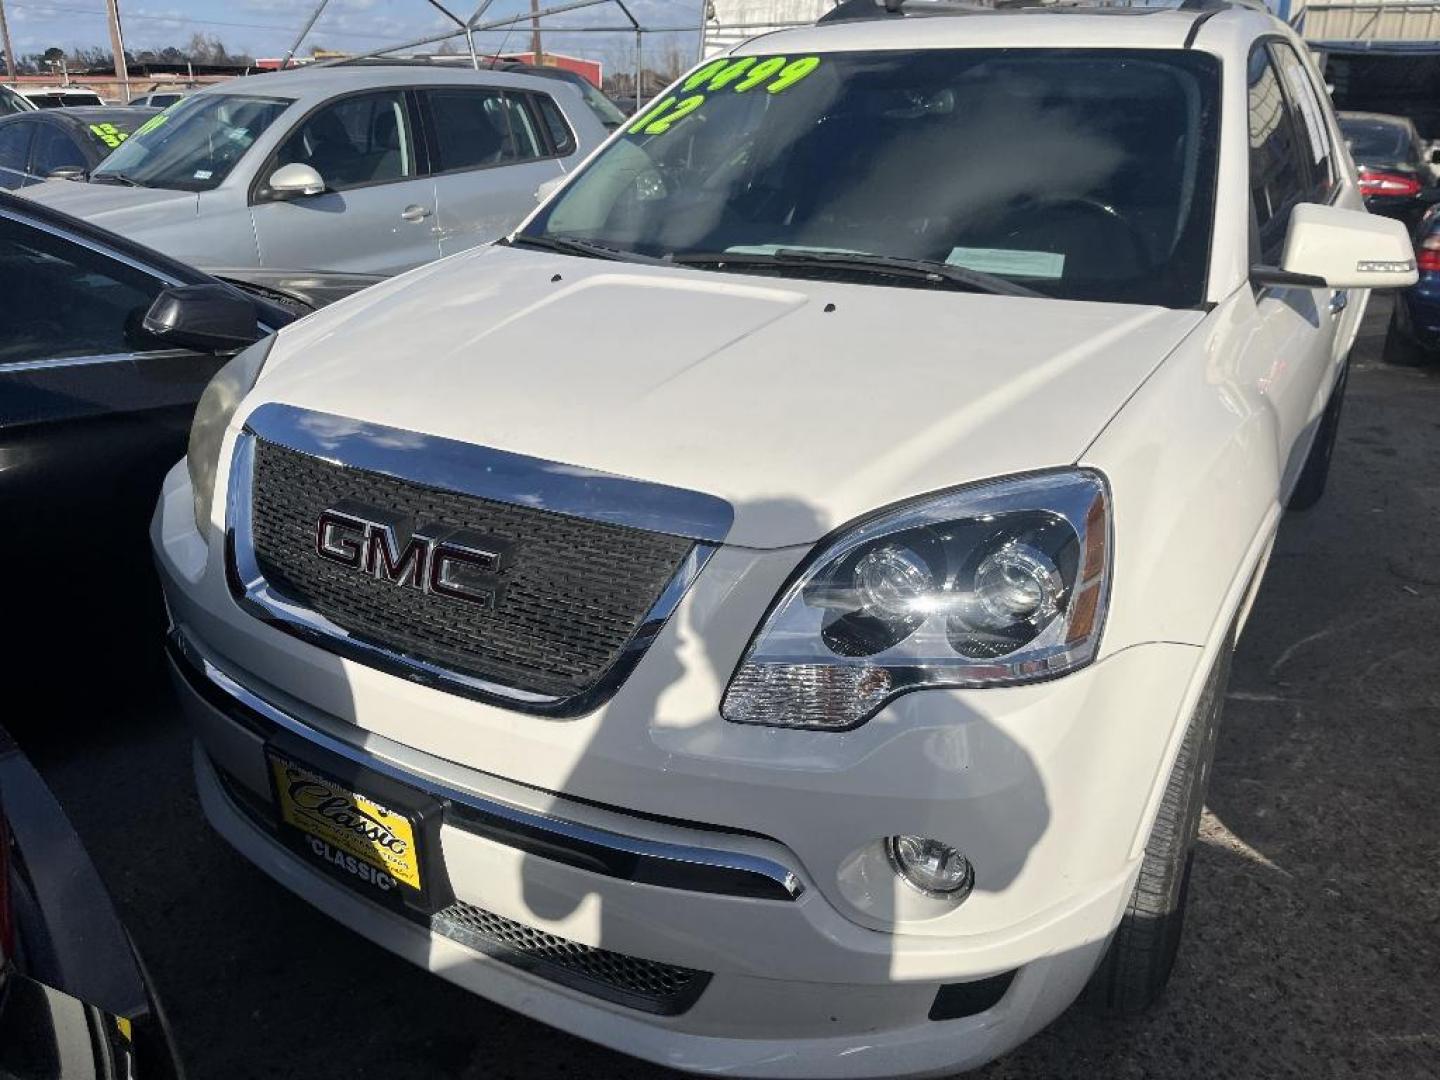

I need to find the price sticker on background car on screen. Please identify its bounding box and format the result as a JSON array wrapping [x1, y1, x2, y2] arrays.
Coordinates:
[[88, 122, 128, 149], [629, 55, 821, 136]]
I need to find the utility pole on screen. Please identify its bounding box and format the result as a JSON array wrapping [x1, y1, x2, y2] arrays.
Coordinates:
[[0, 0, 15, 83], [529, 0, 542, 63], [103, 0, 129, 101]]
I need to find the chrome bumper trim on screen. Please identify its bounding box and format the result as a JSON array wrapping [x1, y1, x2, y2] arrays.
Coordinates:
[[170, 631, 804, 903]]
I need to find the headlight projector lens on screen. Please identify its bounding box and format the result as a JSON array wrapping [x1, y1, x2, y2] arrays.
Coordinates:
[[973, 541, 1065, 628]]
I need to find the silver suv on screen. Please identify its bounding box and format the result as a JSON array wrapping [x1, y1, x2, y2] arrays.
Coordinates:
[[19, 65, 608, 275]]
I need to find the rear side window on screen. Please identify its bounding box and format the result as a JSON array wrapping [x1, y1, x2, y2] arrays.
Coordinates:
[[1248, 46, 1311, 263], [535, 94, 576, 155], [427, 89, 544, 171], [1271, 42, 1335, 204]]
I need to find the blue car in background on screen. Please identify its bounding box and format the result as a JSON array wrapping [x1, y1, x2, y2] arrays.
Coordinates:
[[1385, 203, 1440, 364]]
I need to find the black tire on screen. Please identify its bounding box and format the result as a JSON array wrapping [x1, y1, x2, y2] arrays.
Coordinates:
[[1286, 359, 1349, 512], [1382, 305, 1428, 367], [1081, 642, 1230, 1015]]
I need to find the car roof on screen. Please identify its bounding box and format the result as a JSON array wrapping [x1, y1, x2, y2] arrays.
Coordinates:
[[735, 2, 1278, 54], [1338, 110, 1415, 129], [189, 64, 582, 104], [30, 105, 159, 128]]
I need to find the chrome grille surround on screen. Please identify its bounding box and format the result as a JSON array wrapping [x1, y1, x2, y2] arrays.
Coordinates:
[[225, 403, 733, 715]]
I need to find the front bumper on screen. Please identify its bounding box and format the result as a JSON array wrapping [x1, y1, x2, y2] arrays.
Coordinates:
[[155, 458, 1210, 1076]]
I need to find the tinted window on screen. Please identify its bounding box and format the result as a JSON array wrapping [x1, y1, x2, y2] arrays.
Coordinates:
[[0, 85, 31, 116], [32, 125, 85, 175], [1248, 46, 1310, 262], [0, 216, 167, 365], [525, 49, 1222, 308], [273, 91, 415, 190], [536, 94, 576, 155], [1340, 117, 1411, 161], [92, 94, 290, 191], [1272, 42, 1335, 203], [429, 89, 544, 171], [0, 121, 35, 188]]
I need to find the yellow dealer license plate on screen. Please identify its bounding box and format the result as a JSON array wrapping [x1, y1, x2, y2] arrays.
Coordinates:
[[268, 753, 423, 896]]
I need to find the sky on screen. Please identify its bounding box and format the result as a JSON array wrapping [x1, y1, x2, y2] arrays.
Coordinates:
[[3, 0, 705, 68]]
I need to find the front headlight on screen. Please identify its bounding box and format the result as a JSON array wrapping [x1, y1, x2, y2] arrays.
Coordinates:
[[187, 334, 275, 533], [721, 470, 1111, 730]]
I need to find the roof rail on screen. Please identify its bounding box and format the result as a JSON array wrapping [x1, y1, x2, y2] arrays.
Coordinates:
[[817, 0, 983, 23], [818, 0, 1273, 22]]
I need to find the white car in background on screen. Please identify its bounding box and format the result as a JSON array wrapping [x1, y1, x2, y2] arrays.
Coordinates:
[[154, 1, 1415, 1076], [20, 65, 608, 275], [21, 86, 106, 108]]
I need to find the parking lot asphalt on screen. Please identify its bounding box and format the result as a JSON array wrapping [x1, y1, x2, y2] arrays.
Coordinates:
[[21, 295, 1440, 1080]]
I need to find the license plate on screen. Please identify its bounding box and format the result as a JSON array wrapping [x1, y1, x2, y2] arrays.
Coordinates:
[[264, 743, 450, 916]]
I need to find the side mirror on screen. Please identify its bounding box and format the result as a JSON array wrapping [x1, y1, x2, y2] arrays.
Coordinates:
[[142, 284, 261, 353], [46, 165, 85, 181], [267, 162, 325, 200], [1429, 147, 1440, 165], [1253, 202, 1418, 290], [534, 176, 564, 204]]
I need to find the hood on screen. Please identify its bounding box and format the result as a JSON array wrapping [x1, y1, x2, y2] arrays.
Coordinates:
[[19, 180, 198, 229], [259, 247, 1204, 548]]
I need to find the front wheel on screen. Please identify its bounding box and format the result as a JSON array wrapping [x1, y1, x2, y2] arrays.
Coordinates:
[[1382, 305, 1430, 367], [1080, 643, 1230, 1015]]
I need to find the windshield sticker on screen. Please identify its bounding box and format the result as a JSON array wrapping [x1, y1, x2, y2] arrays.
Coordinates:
[[947, 247, 1065, 280], [88, 122, 128, 149], [193, 169, 213, 180], [133, 113, 168, 137], [630, 55, 821, 136]]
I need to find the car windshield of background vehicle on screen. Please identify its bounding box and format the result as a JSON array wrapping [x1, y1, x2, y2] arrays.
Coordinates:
[[91, 94, 291, 192], [521, 49, 1221, 308], [1340, 119, 1410, 162]]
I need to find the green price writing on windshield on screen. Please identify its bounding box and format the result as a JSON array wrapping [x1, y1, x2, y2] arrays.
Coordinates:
[[88, 122, 128, 149], [629, 55, 821, 136], [133, 113, 169, 137]]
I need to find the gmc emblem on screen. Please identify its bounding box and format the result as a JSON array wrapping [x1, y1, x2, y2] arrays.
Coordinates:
[[314, 500, 510, 609]]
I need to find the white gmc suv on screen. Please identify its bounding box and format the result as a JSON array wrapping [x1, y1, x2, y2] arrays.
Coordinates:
[[153, 2, 1415, 1076]]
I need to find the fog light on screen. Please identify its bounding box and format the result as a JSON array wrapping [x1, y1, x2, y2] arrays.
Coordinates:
[[886, 835, 974, 899]]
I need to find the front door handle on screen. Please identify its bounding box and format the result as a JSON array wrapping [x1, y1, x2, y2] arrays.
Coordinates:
[[1329, 290, 1349, 316], [400, 204, 433, 223]]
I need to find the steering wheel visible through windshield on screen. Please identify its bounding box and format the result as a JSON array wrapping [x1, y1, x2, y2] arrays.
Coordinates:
[[520, 49, 1221, 308], [91, 94, 292, 192]]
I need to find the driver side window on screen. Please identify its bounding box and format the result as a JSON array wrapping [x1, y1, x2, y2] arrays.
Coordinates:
[[272, 91, 416, 191], [0, 216, 167, 366], [1248, 45, 1311, 265]]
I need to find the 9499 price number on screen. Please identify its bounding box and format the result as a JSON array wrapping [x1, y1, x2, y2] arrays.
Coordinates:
[[628, 55, 821, 137]]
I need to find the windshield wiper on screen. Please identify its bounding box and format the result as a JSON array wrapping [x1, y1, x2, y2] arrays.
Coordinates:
[[503, 234, 670, 266], [90, 171, 143, 187], [672, 248, 1045, 299]]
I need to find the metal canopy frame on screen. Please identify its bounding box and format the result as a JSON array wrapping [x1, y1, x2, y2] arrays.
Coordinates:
[[280, 0, 731, 110]]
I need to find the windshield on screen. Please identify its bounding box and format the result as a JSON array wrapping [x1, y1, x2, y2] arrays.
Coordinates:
[[1340, 118, 1410, 162], [571, 77, 626, 129], [522, 49, 1221, 307], [92, 93, 292, 191], [80, 112, 155, 154]]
